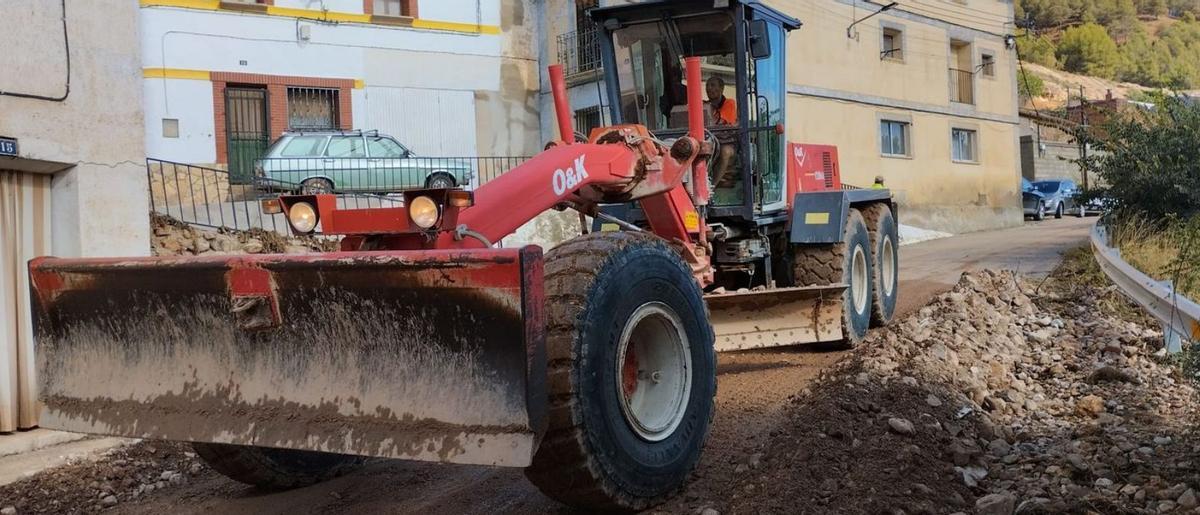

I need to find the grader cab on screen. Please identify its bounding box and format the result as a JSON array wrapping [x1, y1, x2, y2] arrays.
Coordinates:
[[28, 0, 897, 511]]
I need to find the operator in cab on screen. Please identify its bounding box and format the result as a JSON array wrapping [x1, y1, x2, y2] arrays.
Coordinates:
[[706, 76, 738, 189]]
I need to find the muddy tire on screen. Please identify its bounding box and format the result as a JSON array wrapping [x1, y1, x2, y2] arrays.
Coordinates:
[[861, 202, 898, 327], [525, 231, 716, 511], [192, 443, 365, 490], [791, 208, 874, 348], [300, 178, 333, 195]]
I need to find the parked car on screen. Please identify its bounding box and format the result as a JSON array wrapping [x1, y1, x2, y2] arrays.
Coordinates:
[[1030, 179, 1078, 219], [1074, 193, 1111, 217], [256, 131, 474, 194], [1022, 178, 1049, 221]]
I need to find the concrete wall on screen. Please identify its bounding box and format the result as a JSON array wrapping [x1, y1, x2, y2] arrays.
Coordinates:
[[142, 0, 541, 162], [1020, 138, 1090, 184], [0, 0, 149, 258]]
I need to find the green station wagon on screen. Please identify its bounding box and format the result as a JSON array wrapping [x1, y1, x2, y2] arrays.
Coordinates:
[[257, 131, 474, 194]]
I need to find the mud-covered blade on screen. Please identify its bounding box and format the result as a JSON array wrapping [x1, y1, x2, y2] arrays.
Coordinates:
[[29, 248, 545, 467], [705, 285, 845, 352]]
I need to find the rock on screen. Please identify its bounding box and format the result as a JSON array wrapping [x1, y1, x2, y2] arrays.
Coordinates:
[[1088, 366, 1138, 384], [1095, 478, 1115, 489], [1179, 489, 1198, 509], [211, 235, 239, 252], [1154, 436, 1173, 446], [1157, 501, 1177, 513], [1120, 484, 1139, 496], [855, 372, 871, 385], [887, 417, 915, 436], [955, 466, 988, 487], [1075, 395, 1105, 418], [926, 394, 943, 407], [242, 239, 264, 254], [700, 508, 719, 515], [975, 492, 1016, 515], [284, 244, 310, 254], [100, 495, 117, 507], [987, 438, 1012, 457], [1066, 454, 1089, 472], [1, 507, 15, 515], [192, 237, 211, 253], [900, 376, 918, 387]]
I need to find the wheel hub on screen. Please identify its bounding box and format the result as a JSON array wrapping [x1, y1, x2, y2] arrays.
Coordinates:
[[881, 236, 896, 297], [851, 245, 869, 314], [615, 302, 692, 442]]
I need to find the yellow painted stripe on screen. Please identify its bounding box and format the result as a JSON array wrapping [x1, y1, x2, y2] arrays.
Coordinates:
[[141, 1, 501, 35], [266, 6, 371, 23], [353, 79, 365, 89], [412, 18, 501, 34], [140, 0, 218, 9], [143, 68, 211, 80]]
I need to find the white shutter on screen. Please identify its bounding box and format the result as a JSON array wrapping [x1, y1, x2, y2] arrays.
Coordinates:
[[363, 87, 478, 156]]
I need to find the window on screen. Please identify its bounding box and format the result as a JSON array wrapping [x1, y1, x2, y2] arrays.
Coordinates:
[[162, 118, 179, 138], [881, 27, 903, 61], [574, 106, 601, 138], [880, 119, 910, 157], [279, 136, 328, 157], [952, 128, 978, 163], [287, 87, 339, 131], [980, 52, 995, 77], [325, 136, 367, 158], [368, 137, 408, 158], [372, 0, 411, 17]]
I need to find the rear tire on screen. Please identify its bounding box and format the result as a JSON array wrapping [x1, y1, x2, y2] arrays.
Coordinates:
[[300, 178, 333, 195], [791, 208, 874, 348], [525, 231, 716, 511], [192, 443, 365, 490], [1054, 202, 1064, 219], [861, 203, 898, 327], [424, 173, 456, 189]]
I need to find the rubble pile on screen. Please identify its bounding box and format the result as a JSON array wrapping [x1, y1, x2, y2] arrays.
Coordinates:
[[150, 213, 334, 256], [708, 269, 1199, 514]]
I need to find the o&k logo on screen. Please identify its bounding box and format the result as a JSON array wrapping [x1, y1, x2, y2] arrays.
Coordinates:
[[552, 156, 590, 196]]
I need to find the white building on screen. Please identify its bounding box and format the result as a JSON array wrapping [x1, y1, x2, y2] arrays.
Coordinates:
[[141, 0, 543, 181]]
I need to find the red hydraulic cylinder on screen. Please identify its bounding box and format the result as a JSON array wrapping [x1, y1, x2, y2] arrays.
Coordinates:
[[549, 64, 575, 144], [684, 57, 709, 207]]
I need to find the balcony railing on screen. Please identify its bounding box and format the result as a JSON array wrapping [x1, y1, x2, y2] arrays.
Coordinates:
[[949, 68, 975, 105], [556, 25, 602, 78]]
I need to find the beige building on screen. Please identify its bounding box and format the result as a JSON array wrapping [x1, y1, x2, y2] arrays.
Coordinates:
[[0, 0, 149, 432], [543, 0, 1022, 233]]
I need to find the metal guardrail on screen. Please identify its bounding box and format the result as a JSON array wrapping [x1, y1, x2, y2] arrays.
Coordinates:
[[1091, 220, 1200, 349]]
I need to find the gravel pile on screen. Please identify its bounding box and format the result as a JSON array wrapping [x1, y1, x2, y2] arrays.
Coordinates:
[[699, 268, 1198, 515]]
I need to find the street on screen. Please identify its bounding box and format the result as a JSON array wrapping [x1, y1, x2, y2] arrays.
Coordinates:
[[104, 217, 1095, 515]]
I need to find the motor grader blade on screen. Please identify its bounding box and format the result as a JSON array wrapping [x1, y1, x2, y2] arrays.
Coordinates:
[[28, 248, 546, 467], [705, 285, 846, 352]]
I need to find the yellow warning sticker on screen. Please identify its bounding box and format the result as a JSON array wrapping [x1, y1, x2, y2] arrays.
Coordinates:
[[600, 223, 620, 232], [804, 212, 830, 225], [684, 211, 701, 231]]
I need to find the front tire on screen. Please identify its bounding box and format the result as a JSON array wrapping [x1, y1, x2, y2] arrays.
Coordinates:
[[1054, 202, 1064, 219], [1033, 203, 1045, 221], [525, 231, 716, 511], [791, 208, 874, 348], [424, 173, 456, 189], [192, 443, 365, 490]]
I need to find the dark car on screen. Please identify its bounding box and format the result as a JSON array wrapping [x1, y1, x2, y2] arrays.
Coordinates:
[[1030, 179, 1078, 219], [1022, 178, 1049, 221]]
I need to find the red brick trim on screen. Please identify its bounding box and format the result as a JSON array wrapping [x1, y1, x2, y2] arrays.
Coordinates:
[[211, 73, 355, 164], [363, 0, 417, 17]]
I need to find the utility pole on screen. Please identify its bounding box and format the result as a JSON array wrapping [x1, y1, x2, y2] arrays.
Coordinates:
[[1078, 85, 1089, 191]]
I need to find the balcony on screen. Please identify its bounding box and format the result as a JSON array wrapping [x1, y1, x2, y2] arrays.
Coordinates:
[[556, 25, 602, 81], [949, 68, 975, 105]]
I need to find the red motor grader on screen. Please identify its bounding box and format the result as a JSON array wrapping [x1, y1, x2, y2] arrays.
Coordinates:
[[28, 0, 896, 511]]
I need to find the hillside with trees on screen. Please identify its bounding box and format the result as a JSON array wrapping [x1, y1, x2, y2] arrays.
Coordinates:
[[1016, 0, 1200, 89]]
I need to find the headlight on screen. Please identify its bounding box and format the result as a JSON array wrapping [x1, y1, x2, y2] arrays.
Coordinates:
[[288, 202, 318, 233], [409, 195, 440, 229]]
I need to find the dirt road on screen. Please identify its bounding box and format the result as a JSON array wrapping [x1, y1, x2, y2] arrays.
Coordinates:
[[113, 217, 1094, 515]]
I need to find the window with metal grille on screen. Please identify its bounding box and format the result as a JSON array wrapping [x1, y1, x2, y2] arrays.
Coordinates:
[[287, 87, 339, 131], [980, 53, 996, 78], [880, 119, 910, 157], [575, 106, 601, 138], [881, 27, 903, 61], [952, 128, 978, 163]]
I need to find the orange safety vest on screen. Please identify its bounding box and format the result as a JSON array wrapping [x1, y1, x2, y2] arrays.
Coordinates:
[[712, 96, 737, 125]]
